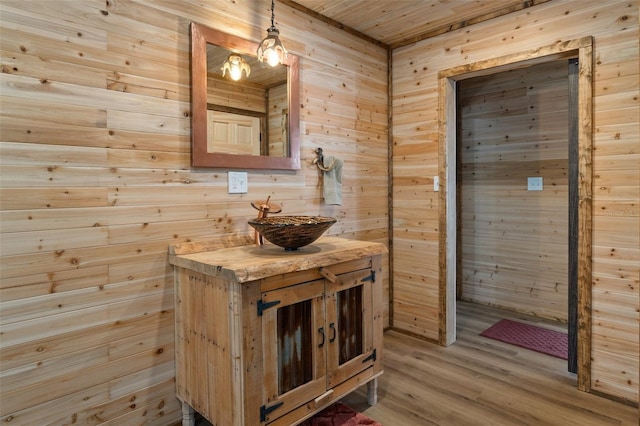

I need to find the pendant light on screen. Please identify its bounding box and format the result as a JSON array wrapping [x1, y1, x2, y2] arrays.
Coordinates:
[[257, 0, 288, 67], [222, 53, 251, 81]]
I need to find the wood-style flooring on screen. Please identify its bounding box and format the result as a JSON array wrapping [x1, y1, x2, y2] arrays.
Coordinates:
[[342, 301, 638, 425], [195, 301, 638, 425]]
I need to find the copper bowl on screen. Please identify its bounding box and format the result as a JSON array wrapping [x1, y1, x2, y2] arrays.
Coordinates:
[[248, 216, 337, 250]]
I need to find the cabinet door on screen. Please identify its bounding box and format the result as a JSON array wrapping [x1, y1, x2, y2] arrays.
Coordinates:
[[260, 279, 327, 423], [325, 268, 375, 388]]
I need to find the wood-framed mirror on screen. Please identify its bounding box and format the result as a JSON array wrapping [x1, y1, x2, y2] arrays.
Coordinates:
[[190, 22, 300, 170]]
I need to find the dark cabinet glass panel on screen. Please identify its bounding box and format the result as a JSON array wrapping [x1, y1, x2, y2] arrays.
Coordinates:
[[337, 286, 363, 365], [277, 300, 313, 394]]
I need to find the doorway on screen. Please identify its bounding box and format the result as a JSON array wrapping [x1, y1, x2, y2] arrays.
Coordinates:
[[437, 37, 593, 391], [456, 58, 571, 361]]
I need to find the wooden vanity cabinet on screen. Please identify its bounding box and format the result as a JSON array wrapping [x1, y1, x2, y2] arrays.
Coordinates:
[[169, 236, 386, 426]]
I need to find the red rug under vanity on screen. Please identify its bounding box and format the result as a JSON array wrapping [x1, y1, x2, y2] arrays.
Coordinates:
[[300, 402, 382, 426], [480, 319, 568, 359]]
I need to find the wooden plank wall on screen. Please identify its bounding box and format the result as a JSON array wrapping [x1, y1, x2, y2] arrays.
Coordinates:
[[208, 76, 266, 113], [458, 59, 570, 322], [267, 83, 288, 157], [392, 0, 638, 404], [0, 1, 388, 424]]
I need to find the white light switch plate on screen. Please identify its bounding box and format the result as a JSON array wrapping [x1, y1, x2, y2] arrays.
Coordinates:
[[434, 176, 440, 192], [228, 171, 248, 193], [527, 176, 543, 191]]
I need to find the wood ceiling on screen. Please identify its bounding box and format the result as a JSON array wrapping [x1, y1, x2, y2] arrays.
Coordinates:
[[285, 0, 551, 49]]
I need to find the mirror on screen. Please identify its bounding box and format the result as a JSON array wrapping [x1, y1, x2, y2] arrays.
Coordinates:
[[190, 22, 300, 170]]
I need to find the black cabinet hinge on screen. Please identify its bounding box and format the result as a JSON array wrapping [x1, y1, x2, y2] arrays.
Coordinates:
[[260, 402, 284, 422], [362, 348, 377, 363], [257, 299, 280, 316], [361, 270, 376, 283]]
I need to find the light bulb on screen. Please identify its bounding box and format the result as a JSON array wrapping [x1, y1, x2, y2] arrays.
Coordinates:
[[230, 65, 242, 81], [267, 49, 281, 67], [221, 54, 250, 81]]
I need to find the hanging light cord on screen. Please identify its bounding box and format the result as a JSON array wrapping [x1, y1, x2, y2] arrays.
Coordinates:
[[270, 0, 276, 30], [267, 0, 278, 31]]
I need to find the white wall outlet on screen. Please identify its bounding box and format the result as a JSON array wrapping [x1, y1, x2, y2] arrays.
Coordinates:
[[434, 176, 440, 192], [228, 171, 248, 194], [527, 176, 543, 191]]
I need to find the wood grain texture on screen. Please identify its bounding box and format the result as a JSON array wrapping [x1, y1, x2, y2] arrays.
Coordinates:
[[393, 0, 638, 404], [342, 301, 639, 426], [169, 236, 387, 283], [172, 238, 384, 425], [0, 1, 637, 424], [0, 1, 389, 424], [198, 301, 638, 425], [457, 59, 570, 322], [291, 0, 551, 49]]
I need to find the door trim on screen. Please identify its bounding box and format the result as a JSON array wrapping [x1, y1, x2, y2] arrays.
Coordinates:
[[568, 57, 579, 374], [437, 37, 593, 392]]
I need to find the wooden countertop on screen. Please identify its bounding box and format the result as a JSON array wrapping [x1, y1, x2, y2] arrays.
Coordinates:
[[169, 236, 387, 283]]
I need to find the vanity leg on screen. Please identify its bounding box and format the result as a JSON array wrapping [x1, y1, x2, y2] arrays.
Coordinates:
[[366, 378, 378, 406], [181, 401, 195, 426]]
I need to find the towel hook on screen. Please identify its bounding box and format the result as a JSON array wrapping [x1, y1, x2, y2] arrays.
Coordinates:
[[313, 147, 336, 171]]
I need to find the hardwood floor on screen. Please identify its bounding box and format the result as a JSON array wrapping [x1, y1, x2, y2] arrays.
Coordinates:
[[194, 301, 637, 425], [341, 301, 638, 425]]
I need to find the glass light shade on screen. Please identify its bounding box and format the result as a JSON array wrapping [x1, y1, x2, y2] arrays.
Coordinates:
[[221, 53, 251, 81], [257, 28, 287, 67]]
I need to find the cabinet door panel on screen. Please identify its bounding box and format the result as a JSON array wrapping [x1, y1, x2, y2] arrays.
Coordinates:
[[337, 285, 364, 364], [261, 280, 326, 422], [326, 268, 374, 388]]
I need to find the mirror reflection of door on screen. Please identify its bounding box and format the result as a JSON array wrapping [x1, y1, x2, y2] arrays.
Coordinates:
[[208, 110, 261, 156], [206, 42, 289, 158]]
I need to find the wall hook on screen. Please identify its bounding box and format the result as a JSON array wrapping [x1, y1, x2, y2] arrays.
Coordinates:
[[313, 147, 336, 171]]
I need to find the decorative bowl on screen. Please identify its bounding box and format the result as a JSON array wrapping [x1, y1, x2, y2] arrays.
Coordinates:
[[248, 216, 337, 250]]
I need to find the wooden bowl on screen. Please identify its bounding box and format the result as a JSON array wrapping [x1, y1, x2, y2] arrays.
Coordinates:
[[248, 216, 337, 250]]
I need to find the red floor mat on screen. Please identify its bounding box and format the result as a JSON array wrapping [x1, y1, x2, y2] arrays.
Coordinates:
[[300, 402, 382, 426], [480, 319, 568, 359]]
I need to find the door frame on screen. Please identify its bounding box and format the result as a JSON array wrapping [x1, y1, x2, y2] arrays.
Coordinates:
[[437, 37, 593, 391]]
